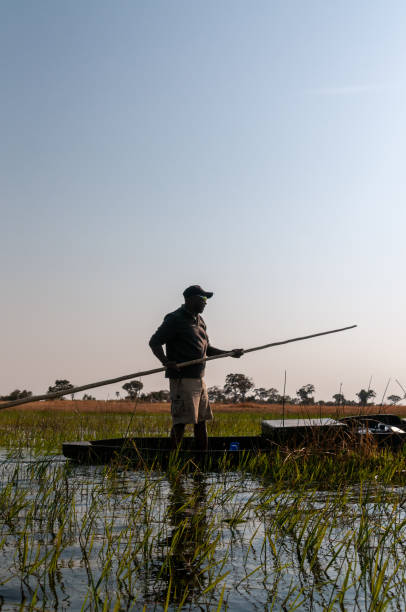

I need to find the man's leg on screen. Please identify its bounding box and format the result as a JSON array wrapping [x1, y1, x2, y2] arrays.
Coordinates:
[[194, 421, 208, 451], [194, 379, 211, 451], [170, 378, 186, 449], [171, 423, 185, 449]]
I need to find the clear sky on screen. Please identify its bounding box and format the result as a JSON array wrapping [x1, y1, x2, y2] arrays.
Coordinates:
[[1, 1, 406, 404]]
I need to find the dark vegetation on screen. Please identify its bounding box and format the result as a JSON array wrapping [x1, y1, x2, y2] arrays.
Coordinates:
[[2, 374, 405, 406]]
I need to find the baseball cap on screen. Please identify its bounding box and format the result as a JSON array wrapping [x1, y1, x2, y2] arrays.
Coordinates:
[[183, 285, 214, 299]]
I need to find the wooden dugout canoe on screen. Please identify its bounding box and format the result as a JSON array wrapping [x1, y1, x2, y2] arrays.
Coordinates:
[[62, 435, 272, 468], [62, 414, 406, 467]]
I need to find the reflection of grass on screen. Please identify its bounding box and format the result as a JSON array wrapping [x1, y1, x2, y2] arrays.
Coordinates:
[[1, 452, 406, 610], [1, 412, 406, 608]]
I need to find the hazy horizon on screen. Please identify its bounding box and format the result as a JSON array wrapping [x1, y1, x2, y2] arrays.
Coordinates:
[[2, 2, 406, 406]]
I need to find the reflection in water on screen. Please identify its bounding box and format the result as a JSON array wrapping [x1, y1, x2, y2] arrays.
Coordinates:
[[159, 473, 209, 606], [2, 455, 406, 610]]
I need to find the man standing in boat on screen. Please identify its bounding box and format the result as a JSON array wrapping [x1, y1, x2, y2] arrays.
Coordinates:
[[149, 285, 243, 450]]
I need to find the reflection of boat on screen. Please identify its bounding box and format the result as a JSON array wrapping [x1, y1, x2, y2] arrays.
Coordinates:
[[63, 414, 406, 466]]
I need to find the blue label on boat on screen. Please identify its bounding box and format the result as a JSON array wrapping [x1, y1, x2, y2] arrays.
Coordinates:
[[229, 442, 240, 451]]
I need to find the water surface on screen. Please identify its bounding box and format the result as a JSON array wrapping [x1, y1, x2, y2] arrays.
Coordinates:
[[0, 451, 405, 610]]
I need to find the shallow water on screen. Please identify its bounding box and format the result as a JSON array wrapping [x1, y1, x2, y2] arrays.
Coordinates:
[[0, 452, 406, 610]]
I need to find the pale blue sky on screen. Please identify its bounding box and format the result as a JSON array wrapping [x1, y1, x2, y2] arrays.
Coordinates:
[[1, 1, 406, 403]]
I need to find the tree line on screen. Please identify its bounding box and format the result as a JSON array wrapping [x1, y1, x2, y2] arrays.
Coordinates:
[[206, 375, 402, 407], [1, 375, 404, 406]]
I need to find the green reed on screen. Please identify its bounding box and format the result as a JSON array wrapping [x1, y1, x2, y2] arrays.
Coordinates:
[[0, 410, 264, 454], [2, 410, 406, 486], [1, 452, 406, 610], [1, 410, 406, 608]]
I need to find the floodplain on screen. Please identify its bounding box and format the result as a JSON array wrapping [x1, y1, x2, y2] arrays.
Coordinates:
[[1, 405, 406, 610]]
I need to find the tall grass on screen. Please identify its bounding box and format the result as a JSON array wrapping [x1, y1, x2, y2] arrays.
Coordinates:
[[0, 410, 264, 454], [1, 409, 406, 484], [1, 410, 406, 608], [1, 455, 406, 610]]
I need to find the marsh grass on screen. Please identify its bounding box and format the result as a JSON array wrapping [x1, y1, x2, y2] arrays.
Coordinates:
[[0, 411, 265, 455], [1, 411, 406, 608], [1, 456, 406, 610]]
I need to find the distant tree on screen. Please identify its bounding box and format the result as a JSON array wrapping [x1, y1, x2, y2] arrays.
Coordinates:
[[387, 394, 401, 405], [1, 389, 32, 401], [273, 393, 289, 404], [115, 391, 120, 400], [47, 380, 74, 399], [253, 388, 268, 402], [296, 384, 315, 405], [155, 390, 170, 402], [207, 386, 226, 403], [356, 389, 376, 406], [82, 393, 96, 400], [140, 389, 170, 402], [275, 394, 296, 404], [122, 380, 143, 400], [332, 393, 345, 405], [253, 387, 279, 403], [223, 373, 254, 402], [267, 388, 280, 403]]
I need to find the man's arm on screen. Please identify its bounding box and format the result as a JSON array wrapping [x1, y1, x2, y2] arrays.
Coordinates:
[[150, 343, 169, 366], [149, 314, 179, 369], [207, 345, 244, 358]]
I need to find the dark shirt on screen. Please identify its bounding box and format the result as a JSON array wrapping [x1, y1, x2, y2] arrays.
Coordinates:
[[149, 306, 222, 378]]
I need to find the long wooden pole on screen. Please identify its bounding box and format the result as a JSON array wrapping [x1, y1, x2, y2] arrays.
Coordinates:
[[0, 324, 357, 410]]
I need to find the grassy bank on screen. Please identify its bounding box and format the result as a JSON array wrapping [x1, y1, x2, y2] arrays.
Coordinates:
[[1, 409, 406, 486], [1, 398, 406, 416], [0, 410, 264, 453], [1, 400, 405, 459]]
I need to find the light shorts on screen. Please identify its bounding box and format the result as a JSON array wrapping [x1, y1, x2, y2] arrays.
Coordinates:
[[169, 378, 213, 425]]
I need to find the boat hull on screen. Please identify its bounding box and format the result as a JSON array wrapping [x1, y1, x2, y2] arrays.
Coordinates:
[[62, 435, 270, 468], [63, 414, 406, 467]]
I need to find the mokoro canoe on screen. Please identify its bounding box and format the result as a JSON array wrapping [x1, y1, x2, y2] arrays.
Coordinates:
[[62, 435, 270, 468], [63, 414, 406, 467]]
